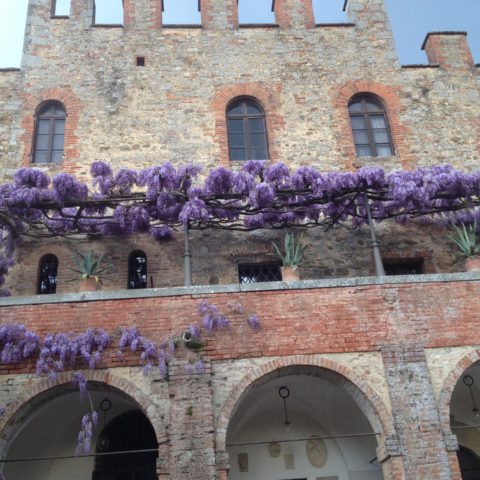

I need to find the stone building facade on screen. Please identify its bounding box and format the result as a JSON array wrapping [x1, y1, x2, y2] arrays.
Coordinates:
[[0, 0, 479, 479]]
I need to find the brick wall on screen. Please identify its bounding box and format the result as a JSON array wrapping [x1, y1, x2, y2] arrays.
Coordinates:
[[1, 277, 480, 478]]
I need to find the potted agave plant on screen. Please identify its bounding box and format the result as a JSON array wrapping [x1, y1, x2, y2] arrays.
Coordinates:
[[272, 232, 309, 281], [447, 221, 480, 272], [73, 249, 111, 292]]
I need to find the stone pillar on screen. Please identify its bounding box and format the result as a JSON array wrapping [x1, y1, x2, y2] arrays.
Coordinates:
[[422, 32, 474, 70], [200, 0, 238, 30], [168, 359, 217, 480], [272, 0, 315, 29], [381, 343, 454, 480]]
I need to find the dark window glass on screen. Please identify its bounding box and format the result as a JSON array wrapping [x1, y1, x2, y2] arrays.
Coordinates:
[[227, 99, 269, 162], [383, 258, 425, 276], [238, 264, 281, 283], [348, 96, 394, 157], [33, 102, 66, 164], [38, 254, 58, 294], [128, 250, 147, 289]]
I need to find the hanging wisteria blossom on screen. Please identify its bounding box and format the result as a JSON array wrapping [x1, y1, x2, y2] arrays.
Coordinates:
[[0, 161, 479, 292]]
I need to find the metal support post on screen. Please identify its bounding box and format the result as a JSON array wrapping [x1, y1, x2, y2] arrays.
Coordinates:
[[364, 193, 385, 277], [183, 223, 192, 286]]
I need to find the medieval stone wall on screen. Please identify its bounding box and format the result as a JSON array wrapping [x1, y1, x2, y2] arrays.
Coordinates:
[[1, 1, 480, 478], [0, 0, 478, 179]]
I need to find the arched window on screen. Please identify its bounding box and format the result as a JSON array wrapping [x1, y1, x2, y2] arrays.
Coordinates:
[[33, 102, 66, 164], [227, 98, 269, 161], [37, 254, 58, 294], [348, 96, 394, 157], [128, 250, 147, 289]]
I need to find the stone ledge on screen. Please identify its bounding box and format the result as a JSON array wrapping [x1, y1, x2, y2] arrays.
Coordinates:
[[1, 271, 479, 306]]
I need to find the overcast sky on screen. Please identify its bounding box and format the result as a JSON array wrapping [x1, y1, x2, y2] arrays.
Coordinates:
[[0, 0, 479, 68]]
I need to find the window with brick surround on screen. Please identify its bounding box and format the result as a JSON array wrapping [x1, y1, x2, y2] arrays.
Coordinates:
[[238, 264, 281, 283], [33, 102, 66, 164], [227, 98, 269, 161], [93, 0, 124, 25], [128, 250, 147, 289], [348, 95, 394, 157], [38, 254, 58, 294], [52, 0, 71, 16]]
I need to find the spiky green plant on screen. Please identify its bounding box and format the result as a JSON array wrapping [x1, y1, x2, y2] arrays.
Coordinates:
[[447, 221, 480, 261], [72, 250, 111, 281], [272, 233, 309, 267]]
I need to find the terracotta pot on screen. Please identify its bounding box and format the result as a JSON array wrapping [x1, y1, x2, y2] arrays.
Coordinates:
[[465, 257, 480, 272], [79, 276, 99, 292], [281, 265, 300, 281]]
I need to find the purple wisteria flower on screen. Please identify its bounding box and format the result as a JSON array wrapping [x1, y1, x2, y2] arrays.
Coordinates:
[[247, 314, 261, 332]]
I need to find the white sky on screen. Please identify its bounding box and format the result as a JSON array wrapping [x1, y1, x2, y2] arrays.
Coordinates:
[[0, 0, 479, 67]]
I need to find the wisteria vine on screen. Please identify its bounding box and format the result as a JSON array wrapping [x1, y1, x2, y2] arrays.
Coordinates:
[[1, 161, 480, 294], [0, 300, 260, 464]]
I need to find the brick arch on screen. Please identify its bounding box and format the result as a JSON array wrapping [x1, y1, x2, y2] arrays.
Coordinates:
[[438, 349, 480, 438], [212, 82, 284, 167], [215, 356, 395, 454], [19, 87, 83, 173], [0, 370, 167, 446], [331, 80, 414, 169], [436, 349, 480, 479]]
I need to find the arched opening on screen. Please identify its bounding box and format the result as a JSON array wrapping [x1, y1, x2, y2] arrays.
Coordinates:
[[37, 254, 58, 294], [348, 94, 394, 157], [1, 382, 158, 480], [128, 250, 147, 289], [226, 97, 269, 161], [93, 410, 157, 480], [33, 101, 66, 164], [450, 363, 480, 479], [226, 366, 384, 480]]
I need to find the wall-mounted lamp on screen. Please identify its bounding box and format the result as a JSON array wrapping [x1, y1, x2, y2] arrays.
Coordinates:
[[97, 397, 112, 451], [278, 386, 291, 434], [463, 375, 480, 418]]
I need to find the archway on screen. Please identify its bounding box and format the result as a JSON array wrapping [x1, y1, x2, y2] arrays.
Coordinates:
[[1, 381, 158, 480], [226, 366, 384, 480], [450, 362, 480, 479]]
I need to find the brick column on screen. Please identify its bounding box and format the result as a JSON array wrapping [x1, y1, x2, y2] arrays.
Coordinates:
[[381, 343, 454, 480], [272, 0, 314, 29], [422, 32, 474, 70], [200, 0, 238, 30], [168, 359, 217, 480]]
